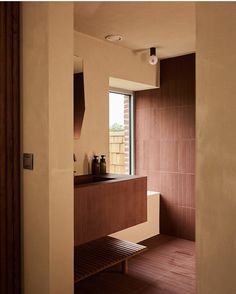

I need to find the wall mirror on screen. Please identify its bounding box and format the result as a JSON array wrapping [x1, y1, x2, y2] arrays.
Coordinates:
[[74, 56, 85, 139]]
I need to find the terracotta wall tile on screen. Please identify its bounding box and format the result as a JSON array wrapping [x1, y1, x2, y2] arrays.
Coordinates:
[[135, 109, 151, 140], [147, 171, 161, 192], [160, 202, 176, 235], [160, 140, 178, 172], [160, 54, 195, 108], [160, 204, 195, 240], [178, 139, 195, 173], [148, 140, 160, 171], [178, 173, 195, 208], [135, 54, 195, 241], [136, 88, 162, 110], [160, 64, 181, 108], [135, 169, 148, 177], [160, 173, 179, 206], [178, 106, 195, 139], [135, 139, 143, 171], [160, 108, 179, 140], [150, 109, 161, 139], [135, 92, 149, 110]]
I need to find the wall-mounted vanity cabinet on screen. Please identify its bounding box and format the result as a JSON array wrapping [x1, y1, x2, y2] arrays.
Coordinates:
[[74, 174, 147, 246]]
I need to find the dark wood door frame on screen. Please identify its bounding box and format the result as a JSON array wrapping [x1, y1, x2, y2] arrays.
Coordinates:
[[0, 3, 21, 294]]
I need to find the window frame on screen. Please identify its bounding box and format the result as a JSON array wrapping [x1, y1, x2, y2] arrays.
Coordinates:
[[109, 89, 134, 175]]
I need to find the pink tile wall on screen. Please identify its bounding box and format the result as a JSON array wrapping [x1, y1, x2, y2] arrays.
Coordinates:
[[135, 54, 195, 241]]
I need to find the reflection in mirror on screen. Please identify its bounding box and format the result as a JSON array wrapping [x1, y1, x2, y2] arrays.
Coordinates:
[[74, 56, 85, 139]]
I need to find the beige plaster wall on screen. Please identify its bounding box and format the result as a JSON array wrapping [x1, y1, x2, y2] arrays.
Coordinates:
[[111, 192, 160, 243], [21, 3, 73, 294], [196, 3, 236, 294], [74, 31, 158, 174]]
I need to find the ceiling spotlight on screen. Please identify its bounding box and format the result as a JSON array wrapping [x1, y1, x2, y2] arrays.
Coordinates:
[[149, 47, 158, 65], [105, 34, 123, 42]]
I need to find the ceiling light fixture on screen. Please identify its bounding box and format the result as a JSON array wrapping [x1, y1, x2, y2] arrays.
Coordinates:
[[149, 47, 158, 65], [105, 34, 123, 42]]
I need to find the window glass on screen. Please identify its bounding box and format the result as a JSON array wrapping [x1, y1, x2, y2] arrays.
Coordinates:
[[109, 92, 131, 174]]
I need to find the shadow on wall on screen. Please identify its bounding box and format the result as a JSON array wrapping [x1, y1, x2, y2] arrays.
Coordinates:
[[83, 154, 89, 174]]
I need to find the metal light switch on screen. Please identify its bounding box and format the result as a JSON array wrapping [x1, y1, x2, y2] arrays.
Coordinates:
[[23, 153, 34, 170]]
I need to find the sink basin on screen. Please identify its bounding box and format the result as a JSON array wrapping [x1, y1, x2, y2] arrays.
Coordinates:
[[74, 175, 115, 186]]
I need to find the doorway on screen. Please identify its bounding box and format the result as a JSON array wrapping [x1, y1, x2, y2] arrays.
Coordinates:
[[0, 3, 21, 294]]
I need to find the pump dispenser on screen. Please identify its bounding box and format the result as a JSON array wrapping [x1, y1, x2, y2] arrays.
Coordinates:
[[100, 155, 106, 174], [92, 155, 100, 175]]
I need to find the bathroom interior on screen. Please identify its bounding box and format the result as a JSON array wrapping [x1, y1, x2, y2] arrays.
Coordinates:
[[5, 2, 235, 294], [72, 3, 195, 293]]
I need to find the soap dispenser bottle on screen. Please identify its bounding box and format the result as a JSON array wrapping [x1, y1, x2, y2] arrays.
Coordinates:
[[92, 155, 100, 175], [100, 155, 106, 174]]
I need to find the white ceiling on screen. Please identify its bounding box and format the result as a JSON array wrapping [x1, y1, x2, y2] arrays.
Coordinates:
[[109, 77, 157, 91], [74, 2, 196, 59]]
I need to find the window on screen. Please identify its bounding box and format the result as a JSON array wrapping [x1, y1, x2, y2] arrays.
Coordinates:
[[109, 91, 133, 175]]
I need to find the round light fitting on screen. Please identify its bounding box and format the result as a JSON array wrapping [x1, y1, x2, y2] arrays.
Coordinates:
[[149, 47, 158, 65], [105, 34, 123, 42]]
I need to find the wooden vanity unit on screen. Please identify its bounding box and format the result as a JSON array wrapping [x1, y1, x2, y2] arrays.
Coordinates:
[[74, 174, 147, 246]]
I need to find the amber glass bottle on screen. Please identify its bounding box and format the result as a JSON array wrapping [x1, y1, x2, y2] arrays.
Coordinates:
[[100, 155, 106, 174], [92, 155, 100, 175]]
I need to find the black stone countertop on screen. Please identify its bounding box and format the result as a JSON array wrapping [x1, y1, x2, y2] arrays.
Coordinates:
[[74, 173, 147, 188]]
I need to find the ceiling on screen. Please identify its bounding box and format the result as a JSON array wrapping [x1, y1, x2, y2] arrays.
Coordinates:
[[74, 2, 196, 59]]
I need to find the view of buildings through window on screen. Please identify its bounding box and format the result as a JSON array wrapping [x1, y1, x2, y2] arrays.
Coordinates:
[[109, 92, 131, 175]]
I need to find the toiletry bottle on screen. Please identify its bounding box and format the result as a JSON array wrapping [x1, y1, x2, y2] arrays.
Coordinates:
[[100, 155, 106, 174], [92, 155, 100, 175]]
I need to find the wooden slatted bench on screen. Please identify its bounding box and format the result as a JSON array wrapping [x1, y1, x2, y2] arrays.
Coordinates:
[[74, 236, 147, 283]]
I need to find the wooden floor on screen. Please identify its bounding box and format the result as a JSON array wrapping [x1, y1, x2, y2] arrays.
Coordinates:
[[74, 235, 195, 294]]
